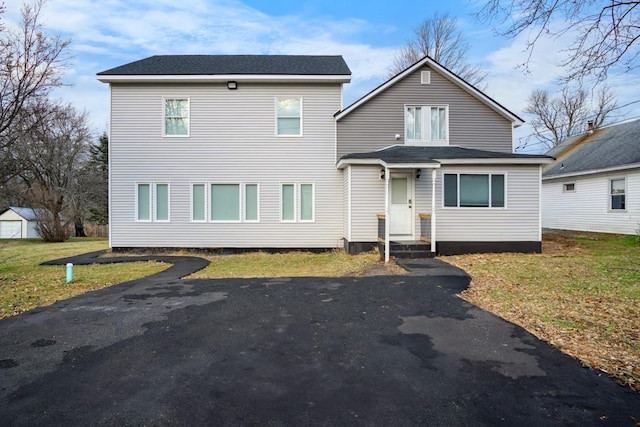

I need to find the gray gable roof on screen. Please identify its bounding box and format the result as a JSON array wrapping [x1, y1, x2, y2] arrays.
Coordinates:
[[543, 119, 640, 177], [2, 206, 46, 221], [98, 55, 351, 76], [340, 145, 552, 165]]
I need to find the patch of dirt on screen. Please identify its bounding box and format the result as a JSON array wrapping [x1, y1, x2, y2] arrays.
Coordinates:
[[358, 260, 408, 276]]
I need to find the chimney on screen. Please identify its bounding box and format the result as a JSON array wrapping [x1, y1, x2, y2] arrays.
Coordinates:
[[587, 120, 594, 134]]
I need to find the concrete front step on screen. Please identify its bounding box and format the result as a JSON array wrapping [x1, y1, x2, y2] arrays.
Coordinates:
[[377, 241, 435, 259]]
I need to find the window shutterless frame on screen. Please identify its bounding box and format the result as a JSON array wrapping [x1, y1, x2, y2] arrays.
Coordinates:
[[136, 183, 152, 222], [281, 183, 296, 222], [244, 183, 260, 222], [210, 183, 241, 222], [275, 97, 303, 137], [163, 97, 190, 137], [299, 183, 315, 222], [154, 183, 170, 221], [404, 104, 449, 144], [609, 177, 626, 210], [442, 172, 507, 209], [191, 183, 207, 222]]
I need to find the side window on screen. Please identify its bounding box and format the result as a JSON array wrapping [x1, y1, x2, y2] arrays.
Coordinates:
[[191, 184, 206, 221], [281, 183, 314, 222], [245, 184, 259, 222], [276, 97, 302, 136], [444, 173, 505, 208], [155, 183, 170, 221], [610, 178, 626, 210], [164, 98, 189, 136], [210, 184, 240, 221], [137, 183, 151, 221]]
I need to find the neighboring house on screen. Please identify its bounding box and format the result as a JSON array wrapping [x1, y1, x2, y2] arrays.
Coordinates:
[[97, 54, 552, 257], [542, 119, 640, 235], [0, 207, 43, 239]]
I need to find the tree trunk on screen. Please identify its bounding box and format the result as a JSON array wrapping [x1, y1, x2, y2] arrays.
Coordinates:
[[74, 217, 87, 237]]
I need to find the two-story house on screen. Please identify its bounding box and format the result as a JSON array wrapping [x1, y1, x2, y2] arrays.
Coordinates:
[[97, 54, 552, 258]]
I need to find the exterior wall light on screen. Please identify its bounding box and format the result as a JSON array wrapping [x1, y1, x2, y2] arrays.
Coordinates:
[[227, 81, 238, 90]]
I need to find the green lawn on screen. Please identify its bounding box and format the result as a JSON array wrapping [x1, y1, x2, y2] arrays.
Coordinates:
[[0, 238, 168, 319]]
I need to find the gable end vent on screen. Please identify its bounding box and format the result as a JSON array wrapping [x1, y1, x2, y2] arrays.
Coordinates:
[[421, 71, 431, 84]]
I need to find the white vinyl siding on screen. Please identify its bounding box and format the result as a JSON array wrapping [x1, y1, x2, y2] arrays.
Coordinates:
[[543, 170, 639, 235], [276, 97, 302, 136], [109, 83, 343, 248], [164, 98, 189, 137], [347, 165, 539, 244]]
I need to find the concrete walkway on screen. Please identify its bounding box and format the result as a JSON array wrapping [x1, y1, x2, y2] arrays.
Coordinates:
[[0, 253, 638, 426]]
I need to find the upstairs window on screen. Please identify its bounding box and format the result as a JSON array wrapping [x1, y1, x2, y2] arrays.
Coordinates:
[[610, 178, 626, 210], [405, 105, 448, 144], [276, 97, 302, 136], [164, 98, 189, 136]]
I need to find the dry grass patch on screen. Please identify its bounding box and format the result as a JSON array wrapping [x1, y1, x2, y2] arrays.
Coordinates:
[[188, 250, 406, 279], [444, 231, 640, 392], [0, 238, 168, 319]]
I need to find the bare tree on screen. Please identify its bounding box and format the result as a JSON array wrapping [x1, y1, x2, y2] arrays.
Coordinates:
[[0, 0, 70, 185], [388, 12, 486, 86], [523, 85, 618, 150], [10, 102, 91, 242], [477, 0, 640, 82]]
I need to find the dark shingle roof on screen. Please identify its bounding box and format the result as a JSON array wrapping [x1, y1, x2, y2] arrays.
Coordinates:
[[340, 145, 552, 164], [97, 55, 351, 76], [543, 119, 640, 177]]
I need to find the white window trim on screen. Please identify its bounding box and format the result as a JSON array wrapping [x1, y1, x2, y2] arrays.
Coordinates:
[[275, 96, 303, 137], [609, 177, 626, 211], [153, 183, 170, 222], [135, 182, 152, 222], [404, 104, 449, 146], [299, 183, 315, 223], [280, 183, 297, 222], [163, 97, 190, 138], [209, 183, 242, 223], [190, 183, 207, 222], [563, 182, 576, 193], [243, 183, 260, 222], [442, 172, 508, 209]]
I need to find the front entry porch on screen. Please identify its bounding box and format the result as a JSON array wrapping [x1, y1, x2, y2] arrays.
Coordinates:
[[377, 213, 435, 259]]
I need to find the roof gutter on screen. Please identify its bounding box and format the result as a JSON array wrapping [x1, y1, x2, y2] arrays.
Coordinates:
[[542, 162, 640, 180], [97, 74, 352, 84]]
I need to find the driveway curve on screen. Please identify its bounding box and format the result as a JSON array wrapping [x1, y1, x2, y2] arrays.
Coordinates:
[[0, 254, 638, 426]]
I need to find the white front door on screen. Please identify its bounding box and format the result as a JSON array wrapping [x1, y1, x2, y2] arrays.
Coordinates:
[[389, 173, 413, 236]]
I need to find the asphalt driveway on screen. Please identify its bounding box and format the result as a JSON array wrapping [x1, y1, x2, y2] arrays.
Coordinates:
[[0, 253, 638, 426]]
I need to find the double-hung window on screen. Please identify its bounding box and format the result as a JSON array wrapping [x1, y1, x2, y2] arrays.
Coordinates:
[[276, 97, 302, 136], [405, 105, 448, 144], [610, 178, 626, 210], [164, 98, 189, 136], [444, 173, 505, 208], [281, 183, 314, 222], [137, 183, 170, 221]]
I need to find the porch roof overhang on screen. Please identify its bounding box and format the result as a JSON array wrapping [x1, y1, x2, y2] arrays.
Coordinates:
[[336, 145, 554, 169]]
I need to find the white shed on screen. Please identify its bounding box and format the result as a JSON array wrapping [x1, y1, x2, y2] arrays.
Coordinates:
[[0, 207, 42, 239]]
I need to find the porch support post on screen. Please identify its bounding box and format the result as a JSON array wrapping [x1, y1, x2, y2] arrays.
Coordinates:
[[384, 166, 390, 263], [431, 168, 437, 253]]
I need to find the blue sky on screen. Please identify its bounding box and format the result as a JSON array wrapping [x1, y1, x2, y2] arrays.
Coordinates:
[[5, 0, 640, 153]]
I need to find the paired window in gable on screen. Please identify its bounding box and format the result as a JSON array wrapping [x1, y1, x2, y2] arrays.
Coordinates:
[[610, 178, 626, 210], [191, 183, 259, 222], [405, 105, 448, 144], [276, 97, 302, 136], [164, 98, 189, 136], [137, 183, 170, 221], [444, 173, 505, 208], [281, 183, 314, 222]]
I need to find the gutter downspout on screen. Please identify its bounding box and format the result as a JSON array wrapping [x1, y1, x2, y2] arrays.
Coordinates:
[[384, 167, 390, 263], [431, 168, 436, 253]]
